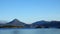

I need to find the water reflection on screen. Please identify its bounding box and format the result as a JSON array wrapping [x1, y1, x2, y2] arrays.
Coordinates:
[[0, 29, 60, 34], [13, 29, 19, 34]]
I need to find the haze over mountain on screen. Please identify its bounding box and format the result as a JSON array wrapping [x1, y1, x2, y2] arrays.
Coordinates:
[[0, 21, 8, 24]]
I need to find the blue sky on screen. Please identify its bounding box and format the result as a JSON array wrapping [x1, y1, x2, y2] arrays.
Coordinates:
[[0, 0, 60, 24]]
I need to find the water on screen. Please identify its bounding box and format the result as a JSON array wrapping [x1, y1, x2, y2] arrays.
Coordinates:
[[0, 28, 60, 34]]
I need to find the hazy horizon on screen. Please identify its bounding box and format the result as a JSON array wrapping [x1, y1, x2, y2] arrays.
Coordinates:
[[0, 0, 60, 24]]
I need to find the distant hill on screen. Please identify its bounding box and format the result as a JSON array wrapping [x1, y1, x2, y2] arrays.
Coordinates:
[[0, 21, 7, 24], [48, 21, 60, 28], [31, 21, 60, 28], [31, 20, 49, 28], [0, 21, 8, 26], [32, 20, 49, 25]]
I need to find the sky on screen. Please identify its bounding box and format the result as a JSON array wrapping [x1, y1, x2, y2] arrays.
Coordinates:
[[0, 0, 60, 24]]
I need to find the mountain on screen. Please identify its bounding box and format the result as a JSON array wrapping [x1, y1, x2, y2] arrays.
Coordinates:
[[49, 21, 60, 28], [31, 20, 60, 28], [0, 19, 31, 28], [0, 19, 60, 28], [6, 19, 26, 26], [31, 20, 49, 28], [32, 20, 49, 25]]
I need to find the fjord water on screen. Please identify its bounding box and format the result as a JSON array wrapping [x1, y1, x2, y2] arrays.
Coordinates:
[[0, 28, 60, 34]]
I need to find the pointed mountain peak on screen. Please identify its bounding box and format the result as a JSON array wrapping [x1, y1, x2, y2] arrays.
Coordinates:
[[7, 19, 26, 26], [13, 19, 20, 22], [11, 19, 21, 23]]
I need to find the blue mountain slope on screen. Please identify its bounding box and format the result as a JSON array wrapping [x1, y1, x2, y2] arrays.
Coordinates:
[[6, 19, 26, 26], [32, 20, 49, 25]]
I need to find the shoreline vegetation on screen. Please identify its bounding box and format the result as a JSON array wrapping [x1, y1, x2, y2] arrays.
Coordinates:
[[0, 19, 60, 28]]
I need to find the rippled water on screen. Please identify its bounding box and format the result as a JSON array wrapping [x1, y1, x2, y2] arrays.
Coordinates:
[[0, 28, 60, 34]]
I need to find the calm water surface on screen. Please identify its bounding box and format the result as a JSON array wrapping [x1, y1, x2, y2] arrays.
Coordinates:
[[0, 28, 60, 34]]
